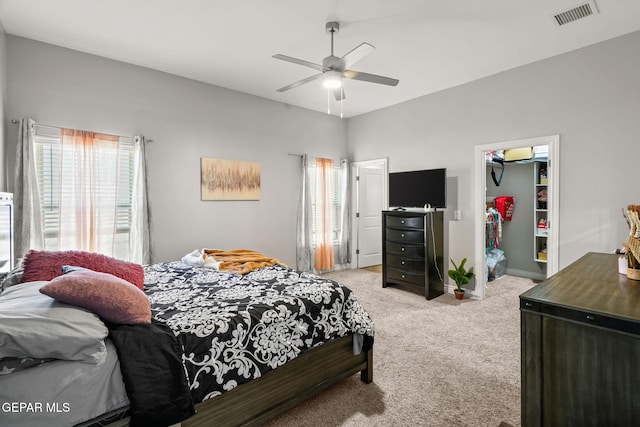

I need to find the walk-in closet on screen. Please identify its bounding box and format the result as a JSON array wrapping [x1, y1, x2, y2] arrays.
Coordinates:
[[485, 146, 548, 281]]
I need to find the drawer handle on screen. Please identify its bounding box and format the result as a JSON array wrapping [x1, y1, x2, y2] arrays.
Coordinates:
[[401, 247, 405, 251], [586, 314, 596, 322], [401, 261, 405, 265], [524, 302, 533, 307], [401, 274, 406, 278], [401, 233, 405, 237], [401, 220, 405, 224]]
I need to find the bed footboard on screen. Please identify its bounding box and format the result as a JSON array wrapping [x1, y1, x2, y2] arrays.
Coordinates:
[[184, 334, 373, 427]]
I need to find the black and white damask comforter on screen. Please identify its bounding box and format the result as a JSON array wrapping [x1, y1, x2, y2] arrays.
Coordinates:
[[143, 262, 375, 403]]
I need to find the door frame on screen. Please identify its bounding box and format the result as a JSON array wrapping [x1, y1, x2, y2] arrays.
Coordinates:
[[350, 158, 388, 269], [474, 135, 560, 300]]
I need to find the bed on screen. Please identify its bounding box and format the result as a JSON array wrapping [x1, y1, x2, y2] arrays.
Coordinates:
[[0, 250, 375, 427]]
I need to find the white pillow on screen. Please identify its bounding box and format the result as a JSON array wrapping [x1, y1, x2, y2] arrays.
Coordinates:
[[0, 281, 108, 363]]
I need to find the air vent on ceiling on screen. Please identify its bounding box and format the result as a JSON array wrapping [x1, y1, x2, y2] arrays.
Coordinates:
[[553, 1, 599, 26]]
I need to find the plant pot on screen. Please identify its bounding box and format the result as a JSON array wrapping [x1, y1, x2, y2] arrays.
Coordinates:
[[454, 289, 465, 300]]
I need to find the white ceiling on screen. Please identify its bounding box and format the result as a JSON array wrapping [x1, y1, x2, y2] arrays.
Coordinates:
[[1, 0, 640, 118]]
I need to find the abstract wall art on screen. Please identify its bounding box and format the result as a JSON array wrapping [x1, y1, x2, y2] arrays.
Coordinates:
[[201, 157, 260, 200]]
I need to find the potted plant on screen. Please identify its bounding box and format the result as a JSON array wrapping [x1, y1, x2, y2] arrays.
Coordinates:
[[448, 258, 474, 300]]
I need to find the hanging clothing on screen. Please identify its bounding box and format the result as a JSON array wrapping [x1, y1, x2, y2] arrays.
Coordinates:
[[486, 207, 503, 250]]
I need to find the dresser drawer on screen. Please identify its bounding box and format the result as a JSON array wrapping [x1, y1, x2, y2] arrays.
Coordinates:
[[386, 241, 425, 258], [386, 228, 424, 244], [386, 254, 425, 272], [386, 215, 424, 230], [387, 267, 425, 286]]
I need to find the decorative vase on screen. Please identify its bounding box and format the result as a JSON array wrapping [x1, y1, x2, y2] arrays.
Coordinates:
[[454, 289, 465, 300], [628, 252, 640, 281]]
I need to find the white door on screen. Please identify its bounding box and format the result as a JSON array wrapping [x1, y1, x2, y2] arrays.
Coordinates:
[[352, 159, 387, 268]]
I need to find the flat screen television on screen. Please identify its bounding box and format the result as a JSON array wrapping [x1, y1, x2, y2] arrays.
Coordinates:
[[388, 168, 446, 209]]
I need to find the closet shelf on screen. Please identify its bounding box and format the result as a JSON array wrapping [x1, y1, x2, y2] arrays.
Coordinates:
[[535, 161, 548, 264]]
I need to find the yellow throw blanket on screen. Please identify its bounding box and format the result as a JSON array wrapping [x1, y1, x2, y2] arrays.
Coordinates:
[[201, 249, 284, 275]]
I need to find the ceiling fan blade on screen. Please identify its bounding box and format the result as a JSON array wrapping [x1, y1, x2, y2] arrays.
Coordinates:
[[333, 86, 345, 101], [276, 73, 323, 92], [343, 69, 399, 86], [341, 42, 375, 68], [272, 54, 325, 72]]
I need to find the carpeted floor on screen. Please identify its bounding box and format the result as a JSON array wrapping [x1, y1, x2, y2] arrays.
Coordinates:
[[361, 264, 383, 273], [265, 270, 536, 427]]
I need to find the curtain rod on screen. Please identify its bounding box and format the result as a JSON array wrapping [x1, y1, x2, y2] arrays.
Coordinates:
[[288, 153, 346, 163], [11, 119, 153, 143]]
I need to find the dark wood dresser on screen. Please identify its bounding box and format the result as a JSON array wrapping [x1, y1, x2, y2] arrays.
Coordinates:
[[382, 210, 444, 300], [520, 252, 640, 426]]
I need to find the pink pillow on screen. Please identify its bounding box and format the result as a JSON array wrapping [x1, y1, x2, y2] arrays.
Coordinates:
[[21, 250, 145, 290], [39, 270, 151, 324]]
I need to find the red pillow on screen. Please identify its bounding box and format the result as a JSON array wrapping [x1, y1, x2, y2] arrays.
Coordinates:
[[20, 250, 145, 290], [39, 270, 151, 325]]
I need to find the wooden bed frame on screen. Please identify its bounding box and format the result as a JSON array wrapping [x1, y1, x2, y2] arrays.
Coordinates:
[[104, 335, 371, 427], [183, 334, 372, 427]]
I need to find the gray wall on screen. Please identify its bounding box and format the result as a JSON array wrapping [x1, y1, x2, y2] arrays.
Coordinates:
[[347, 30, 640, 273], [5, 30, 640, 273], [6, 36, 347, 265], [0, 24, 6, 191]]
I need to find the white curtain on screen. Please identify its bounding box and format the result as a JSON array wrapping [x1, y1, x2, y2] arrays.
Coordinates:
[[337, 159, 351, 266], [296, 155, 313, 271], [14, 118, 43, 261], [13, 120, 150, 264], [130, 136, 151, 264], [296, 155, 351, 272]]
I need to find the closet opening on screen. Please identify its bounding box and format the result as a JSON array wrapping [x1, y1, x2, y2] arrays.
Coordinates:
[[485, 147, 547, 282], [473, 135, 559, 300]]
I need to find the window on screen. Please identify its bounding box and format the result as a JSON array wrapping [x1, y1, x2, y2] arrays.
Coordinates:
[[33, 126, 137, 260], [0, 195, 13, 273], [308, 159, 343, 243]]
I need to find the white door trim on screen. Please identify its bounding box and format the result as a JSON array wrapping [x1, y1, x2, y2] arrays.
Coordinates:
[[474, 135, 560, 300], [350, 158, 388, 269]]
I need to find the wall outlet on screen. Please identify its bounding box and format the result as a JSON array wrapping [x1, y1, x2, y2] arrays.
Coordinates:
[[454, 210, 461, 220]]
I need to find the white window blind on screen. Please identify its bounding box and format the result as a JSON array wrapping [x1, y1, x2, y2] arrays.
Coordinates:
[[33, 126, 136, 260]]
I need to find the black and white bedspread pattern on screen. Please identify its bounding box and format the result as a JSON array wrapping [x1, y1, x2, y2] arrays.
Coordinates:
[[144, 262, 374, 403]]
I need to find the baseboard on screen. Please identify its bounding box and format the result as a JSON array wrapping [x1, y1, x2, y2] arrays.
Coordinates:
[[504, 267, 545, 281]]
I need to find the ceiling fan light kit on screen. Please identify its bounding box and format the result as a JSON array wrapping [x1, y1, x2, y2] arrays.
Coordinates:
[[273, 21, 399, 107], [322, 70, 342, 89]]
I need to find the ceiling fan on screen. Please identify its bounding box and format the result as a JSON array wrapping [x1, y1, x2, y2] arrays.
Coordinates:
[[273, 21, 399, 101]]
